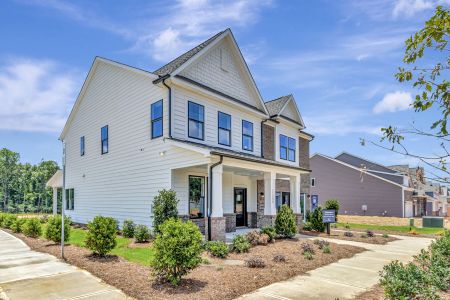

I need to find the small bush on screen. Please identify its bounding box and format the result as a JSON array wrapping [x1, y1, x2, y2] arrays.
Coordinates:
[[410, 229, 418, 235], [3, 214, 18, 229], [382, 233, 389, 238], [361, 233, 368, 238], [45, 215, 71, 243], [301, 242, 315, 255], [273, 254, 286, 262], [245, 257, 265, 268], [122, 219, 135, 238], [322, 245, 331, 254], [314, 239, 330, 249], [232, 235, 251, 253], [366, 230, 375, 237], [152, 189, 179, 234], [310, 207, 325, 232], [39, 215, 49, 224], [344, 222, 351, 229], [258, 233, 269, 245], [22, 218, 42, 238], [134, 224, 151, 243], [150, 219, 203, 286], [85, 216, 117, 256], [260, 226, 276, 242], [275, 204, 297, 238], [0, 213, 6, 227], [11, 218, 26, 233], [302, 221, 313, 231], [246, 230, 260, 246], [304, 251, 314, 260], [344, 231, 354, 237], [206, 241, 229, 258]]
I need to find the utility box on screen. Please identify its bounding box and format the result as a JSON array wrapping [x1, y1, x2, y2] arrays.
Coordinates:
[[422, 216, 444, 228], [409, 218, 414, 227]]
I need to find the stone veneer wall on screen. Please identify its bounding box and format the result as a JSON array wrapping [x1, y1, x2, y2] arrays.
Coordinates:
[[247, 212, 257, 228], [179, 215, 207, 235], [210, 217, 226, 241], [262, 124, 275, 160], [224, 213, 236, 232]]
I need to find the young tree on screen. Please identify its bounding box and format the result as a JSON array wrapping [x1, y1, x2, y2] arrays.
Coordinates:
[[363, 6, 450, 183], [0, 148, 20, 212]]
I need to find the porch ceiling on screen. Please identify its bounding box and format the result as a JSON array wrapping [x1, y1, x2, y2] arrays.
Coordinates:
[[223, 165, 263, 177]]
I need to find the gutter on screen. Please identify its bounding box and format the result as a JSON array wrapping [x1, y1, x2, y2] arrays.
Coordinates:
[[207, 155, 223, 241], [153, 74, 172, 138]]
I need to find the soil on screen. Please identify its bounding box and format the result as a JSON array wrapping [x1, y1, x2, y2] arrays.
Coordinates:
[[11, 232, 365, 300], [299, 229, 398, 245]]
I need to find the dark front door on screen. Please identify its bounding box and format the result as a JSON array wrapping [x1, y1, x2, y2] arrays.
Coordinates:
[[234, 188, 247, 227]]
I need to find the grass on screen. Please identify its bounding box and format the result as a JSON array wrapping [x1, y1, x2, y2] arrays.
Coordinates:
[[336, 222, 445, 235]]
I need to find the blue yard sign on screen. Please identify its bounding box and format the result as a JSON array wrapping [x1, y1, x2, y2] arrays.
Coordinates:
[[322, 209, 336, 223], [311, 195, 318, 211]]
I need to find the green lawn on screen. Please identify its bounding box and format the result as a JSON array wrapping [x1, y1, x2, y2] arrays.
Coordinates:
[[336, 222, 445, 235], [60, 227, 154, 266]]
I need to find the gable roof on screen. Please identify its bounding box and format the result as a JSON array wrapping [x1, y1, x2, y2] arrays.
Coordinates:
[[153, 30, 226, 77], [311, 153, 412, 189], [265, 94, 305, 128], [335, 152, 399, 174]]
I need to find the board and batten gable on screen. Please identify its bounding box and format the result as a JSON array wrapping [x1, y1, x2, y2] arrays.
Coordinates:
[[62, 60, 207, 227], [310, 154, 404, 217]]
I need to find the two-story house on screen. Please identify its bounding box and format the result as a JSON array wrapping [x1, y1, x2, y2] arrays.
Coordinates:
[[58, 29, 313, 241]]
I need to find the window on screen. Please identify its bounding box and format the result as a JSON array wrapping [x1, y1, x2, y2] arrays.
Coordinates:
[[151, 100, 163, 138], [280, 135, 296, 162], [188, 101, 204, 140], [80, 136, 85, 156], [65, 188, 74, 210], [276, 192, 291, 212], [101, 125, 108, 154], [189, 176, 205, 219], [218, 112, 231, 146], [242, 120, 253, 151], [311, 178, 316, 187]]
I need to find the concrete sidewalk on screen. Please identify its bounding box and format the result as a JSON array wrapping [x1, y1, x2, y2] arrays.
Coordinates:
[[238, 234, 433, 300], [0, 230, 129, 300]]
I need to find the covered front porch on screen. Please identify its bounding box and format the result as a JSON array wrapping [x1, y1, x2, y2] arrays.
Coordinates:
[[171, 155, 306, 241]]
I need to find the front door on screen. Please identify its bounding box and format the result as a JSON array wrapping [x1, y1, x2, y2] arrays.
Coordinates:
[[234, 188, 247, 227]]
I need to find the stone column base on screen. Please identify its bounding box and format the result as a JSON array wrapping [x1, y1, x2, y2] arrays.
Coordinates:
[[258, 215, 276, 228], [294, 213, 303, 232], [224, 213, 236, 233], [247, 212, 257, 228], [210, 217, 226, 241]]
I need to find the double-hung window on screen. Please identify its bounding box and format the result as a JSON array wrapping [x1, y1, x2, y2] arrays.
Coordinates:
[[101, 125, 108, 154], [188, 101, 204, 140], [151, 100, 163, 138], [218, 112, 231, 146], [242, 120, 253, 151], [65, 188, 74, 210], [280, 135, 296, 161], [80, 136, 85, 156]]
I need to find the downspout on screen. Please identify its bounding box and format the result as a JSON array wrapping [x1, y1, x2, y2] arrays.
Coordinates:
[[161, 77, 172, 138], [208, 155, 223, 241]]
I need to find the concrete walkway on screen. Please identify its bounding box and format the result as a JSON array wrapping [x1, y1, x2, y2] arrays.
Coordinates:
[[238, 234, 433, 300], [0, 230, 129, 300]]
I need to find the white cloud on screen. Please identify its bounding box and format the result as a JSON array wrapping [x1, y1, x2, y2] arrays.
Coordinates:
[[393, 0, 434, 18], [0, 58, 78, 132], [373, 91, 412, 114]]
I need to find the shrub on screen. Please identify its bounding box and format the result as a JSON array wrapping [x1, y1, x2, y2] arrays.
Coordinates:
[[430, 230, 449, 257], [302, 221, 313, 231], [152, 189, 179, 234], [344, 231, 354, 237], [415, 249, 449, 291], [258, 233, 270, 245], [206, 241, 229, 258], [122, 219, 135, 238], [344, 222, 351, 229], [0, 213, 6, 227], [85, 216, 117, 256], [11, 218, 26, 233], [134, 224, 151, 243], [382, 233, 389, 238], [310, 207, 325, 232], [314, 239, 330, 249], [246, 230, 260, 246], [304, 251, 314, 260], [322, 245, 331, 254], [45, 215, 71, 243], [39, 215, 49, 224], [366, 230, 375, 237], [150, 219, 203, 285], [245, 257, 265, 268], [324, 199, 340, 221], [260, 226, 276, 242], [22, 218, 42, 238], [274, 204, 297, 238], [301, 242, 315, 255], [273, 254, 286, 262], [3, 214, 18, 229], [361, 233, 368, 238], [232, 235, 251, 253]]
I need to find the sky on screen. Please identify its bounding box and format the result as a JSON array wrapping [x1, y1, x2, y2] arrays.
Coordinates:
[[0, 0, 447, 173]]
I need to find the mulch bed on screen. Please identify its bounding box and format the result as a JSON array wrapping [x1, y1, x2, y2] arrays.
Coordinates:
[[11, 231, 365, 300], [299, 229, 398, 245]]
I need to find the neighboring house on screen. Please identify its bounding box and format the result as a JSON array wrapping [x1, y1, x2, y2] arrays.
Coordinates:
[[310, 152, 413, 217], [57, 28, 313, 241]]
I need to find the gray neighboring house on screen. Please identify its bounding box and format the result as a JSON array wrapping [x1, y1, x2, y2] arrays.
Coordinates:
[[310, 152, 414, 217]]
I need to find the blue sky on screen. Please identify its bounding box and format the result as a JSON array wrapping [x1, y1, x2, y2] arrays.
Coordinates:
[[0, 0, 445, 171]]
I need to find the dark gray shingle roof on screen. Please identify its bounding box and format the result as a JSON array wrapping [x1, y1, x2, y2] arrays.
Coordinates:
[[265, 95, 291, 116], [153, 30, 226, 76]]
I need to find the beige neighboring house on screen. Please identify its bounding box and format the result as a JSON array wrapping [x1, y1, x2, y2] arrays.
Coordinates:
[[52, 28, 313, 241]]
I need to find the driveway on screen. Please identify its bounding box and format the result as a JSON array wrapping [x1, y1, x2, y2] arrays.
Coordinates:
[[238, 234, 433, 300], [0, 230, 129, 300]]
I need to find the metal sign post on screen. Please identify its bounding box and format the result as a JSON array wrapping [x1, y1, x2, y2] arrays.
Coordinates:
[[322, 209, 336, 235]]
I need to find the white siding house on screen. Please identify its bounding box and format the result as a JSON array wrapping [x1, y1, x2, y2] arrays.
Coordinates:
[[59, 29, 313, 240]]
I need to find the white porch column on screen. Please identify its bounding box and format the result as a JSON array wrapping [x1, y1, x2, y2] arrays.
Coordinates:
[[264, 171, 276, 215], [52, 187, 58, 215], [290, 174, 301, 214], [211, 164, 223, 217]]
